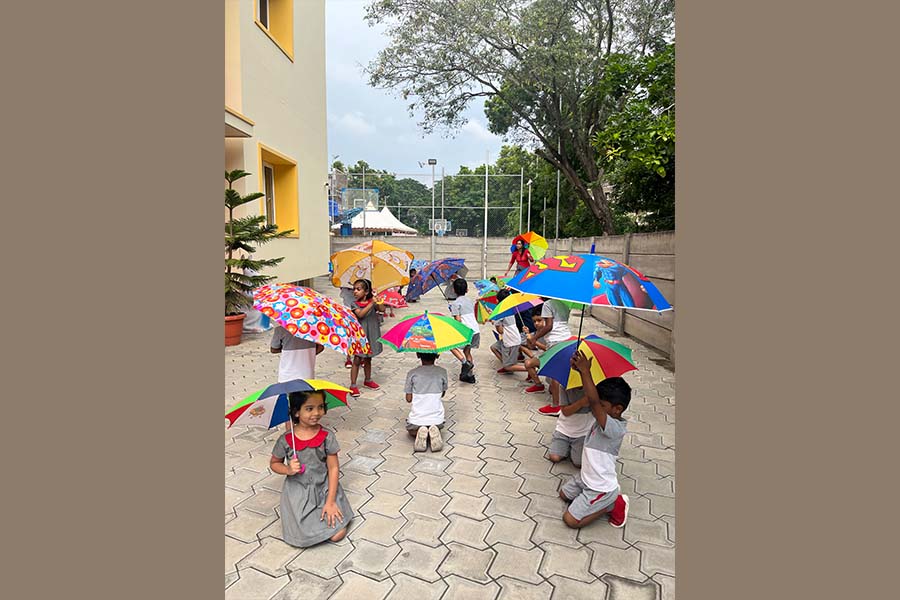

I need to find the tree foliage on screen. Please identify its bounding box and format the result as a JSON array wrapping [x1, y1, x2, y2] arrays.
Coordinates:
[[365, 0, 674, 235]]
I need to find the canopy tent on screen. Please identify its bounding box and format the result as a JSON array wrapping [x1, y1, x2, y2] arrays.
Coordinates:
[[330, 204, 418, 235]]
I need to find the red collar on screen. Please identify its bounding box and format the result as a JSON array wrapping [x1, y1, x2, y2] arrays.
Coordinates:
[[285, 428, 327, 449]]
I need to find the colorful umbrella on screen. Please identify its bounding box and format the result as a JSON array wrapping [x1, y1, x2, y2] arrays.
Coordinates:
[[506, 254, 672, 312], [253, 283, 370, 357], [330, 240, 414, 294], [487, 292, 544, 321], [405, 258, 469, 301], [376, 289, 408, 309], [475, 298, 498, 325], [379, 311, 474, 353], [538, 335, 637, 389], [225, 379, 351, 429], [511, 232, 549, 261], [476, 283, 501, 305], [409, 258, 429, 272], [473, 279, 496, 295]]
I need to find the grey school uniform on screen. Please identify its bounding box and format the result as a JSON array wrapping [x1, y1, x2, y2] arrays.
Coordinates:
[[560, 416, 627, 520], [449, 295, 481, 348], [353, 300, 383, 358], [405, 364, 449, 431], [271, 429, 354, 548], [549, 387, 594, 467]]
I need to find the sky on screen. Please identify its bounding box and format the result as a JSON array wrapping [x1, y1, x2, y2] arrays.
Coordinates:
[[325, 0, 506, 176]]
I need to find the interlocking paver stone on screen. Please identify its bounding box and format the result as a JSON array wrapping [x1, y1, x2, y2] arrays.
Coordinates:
[[239, 537, 303, 577], [351, 513, 406, 546], [337, 539, 401, 581], [443, 492, 490, 520], [485, 514, 537, 549], [405, 472, 450, 496], [225, 567, 289, 599], [395, 515, 450, 547], [624, 516, 673, 548], [379, 453, 417, 475], [401, 490, 451, 518], [496, 576, 554, 600], [386, 539, 449, 583], [447, 444, 483, 461], [226, 468, 270, 493], [439, 514, 493, 549], [445, 457, 485, 477], [589, 543, 645, 582], [444, 473, 487, 496], [548, 575, 610, 600], [385, 573, 448, 600], [603, 574, 660, 600], [360, 491, 411, 517], [488, 543, 545, 584], [226, 536, 259, 575], [653, 574, 675, 600], [343, 454, 385, 474], [237, 488, 282, 516], [438, 542, 497, 584], [661, 516, 675, 543], [288, 539, 353, 579], [411, 454, 454, 473], [530, 514, 580, 547], [367, 471, 414, 495], [441, 574, 501, 600], [538, 542, 593, 582], [328, 571, 394, 600], [485, 494, 530, 521], [481, 458, 521, 478], [271, 570, 341, 600], [635, 541, 675, 577], [226, 509, 278, 544]]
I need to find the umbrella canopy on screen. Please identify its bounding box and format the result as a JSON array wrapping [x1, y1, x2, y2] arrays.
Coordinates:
[[225, 379, 351, 429], [487, 292, 544, 321], [506, 254, 673, 312], [405, 258, 468, 301], [538, 335, 637, 389], [330, 240, 414, 294], [475, 298, 497, 325], [473, 279, 497, 295], [376, 289, 408, 309], [380, 311, 474, 353], [409, 258, 429, 272], [253, 283, 371, 356], [511, 231, 549, 261]]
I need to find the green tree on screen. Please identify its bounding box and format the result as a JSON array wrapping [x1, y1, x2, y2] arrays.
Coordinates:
[[365, 0, 674, 234]]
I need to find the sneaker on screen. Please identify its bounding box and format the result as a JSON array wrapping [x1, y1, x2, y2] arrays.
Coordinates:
[[497, 368, 513, 375], [538, 404, 560, 415], [363, 380, 380, 390], [461, 361, 474, 375], [459, 372, 476, 384], [525, 384, 546, 394], [608, 494, 630, 528], [344, 358, 352, 369], [414, 426, 428, 452], [349, 386, 361, 397], [428, 425, 443, 452]]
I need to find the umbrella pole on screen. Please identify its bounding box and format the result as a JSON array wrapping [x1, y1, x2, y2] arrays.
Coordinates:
[[576, 307, 585, 341]]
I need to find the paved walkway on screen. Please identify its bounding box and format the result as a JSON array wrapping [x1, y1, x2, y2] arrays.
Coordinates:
[[226, 277, 675, 599]]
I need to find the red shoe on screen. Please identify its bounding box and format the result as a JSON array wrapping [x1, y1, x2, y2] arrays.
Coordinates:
[[363, 380, 380, 390], [608, 494, 630, 528], [344, 358, 352, 369], [497, 368, 513, 375], [524, 376, 534, 383], [349, 386, 361, 397], [525, 384, 546, 394], [538, 404, 560, 415]]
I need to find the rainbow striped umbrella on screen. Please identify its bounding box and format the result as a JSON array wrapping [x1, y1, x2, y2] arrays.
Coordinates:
[[488, 292, 544, 321], [511, 232, 549, 260], [225, 379, 350, 430], [475, 298, 498, 324], [379, 311, 474, 353], [538, 335, 637, 389]]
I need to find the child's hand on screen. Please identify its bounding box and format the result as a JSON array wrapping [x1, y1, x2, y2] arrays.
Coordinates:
[[287, 458, 302, 475], [321, 500, 344, 528], [570, 349, 593, 373]]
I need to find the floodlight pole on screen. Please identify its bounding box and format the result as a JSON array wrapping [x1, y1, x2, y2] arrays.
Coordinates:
[[482, 150, 489, 279], [362, 165, 367, 237], [518, 167, 524, 233], [441, 167, 445, 223], [429, 158, 437, 260], [527, 180, 532, 232]]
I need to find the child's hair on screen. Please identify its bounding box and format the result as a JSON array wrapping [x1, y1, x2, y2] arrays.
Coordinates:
[[289, 390, 327, 423], [531, 305, 544, 318], [353, 278, 374, 300], [496, 288, 512, 303], [452, 278, 468, 296], [489, 276, 498, 283], [596, 377, 632, 411], [409, 268, 417, 275], [416, 352, 438, 364]]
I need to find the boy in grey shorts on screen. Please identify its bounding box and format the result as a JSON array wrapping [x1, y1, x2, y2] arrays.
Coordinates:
[[405, 352, 449, 452], [559, 351, 632, 530], [490, 289, 523, 374], [548, 384, 595, 467]]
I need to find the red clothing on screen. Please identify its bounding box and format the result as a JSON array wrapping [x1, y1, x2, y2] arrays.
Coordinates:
[[508, 249, 533, 269]]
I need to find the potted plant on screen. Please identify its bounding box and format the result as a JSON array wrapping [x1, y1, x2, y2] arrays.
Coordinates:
[[225, 169, 292, 346]]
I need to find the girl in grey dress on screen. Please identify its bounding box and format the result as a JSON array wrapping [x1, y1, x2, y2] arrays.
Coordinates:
[[269, 391, 354, 548], [348, 278, 385, 397]]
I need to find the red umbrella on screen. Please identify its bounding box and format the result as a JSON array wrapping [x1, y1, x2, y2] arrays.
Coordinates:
[[376, 289, 408, 308]]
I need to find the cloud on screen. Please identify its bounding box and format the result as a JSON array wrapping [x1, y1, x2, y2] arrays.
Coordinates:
[[461, 120, 500, 142], [328, 112, 377, 135]]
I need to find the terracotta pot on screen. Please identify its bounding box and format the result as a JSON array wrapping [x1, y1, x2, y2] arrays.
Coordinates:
[[225, 313, 246, 346]]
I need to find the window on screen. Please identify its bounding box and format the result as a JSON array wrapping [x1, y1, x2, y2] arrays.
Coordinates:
[[263, 163, 276, 226], [254, 0, 293, 61], [257, 144, 299, 238]]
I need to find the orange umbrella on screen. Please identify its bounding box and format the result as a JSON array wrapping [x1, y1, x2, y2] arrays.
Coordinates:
[[330, 240, 414, 294]]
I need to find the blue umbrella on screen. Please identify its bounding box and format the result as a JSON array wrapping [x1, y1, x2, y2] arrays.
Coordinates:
[[506, 254, 672, 312], [406, 258, 468, 301]]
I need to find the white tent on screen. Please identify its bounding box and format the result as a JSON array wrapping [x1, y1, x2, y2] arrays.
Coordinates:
[[331, 204, 418, 235]]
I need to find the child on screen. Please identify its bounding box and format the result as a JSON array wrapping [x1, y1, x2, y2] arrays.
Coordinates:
[[269, 390, 354, 547], [349, 278, 385, 397], [447, 278, 479, 383], [491, 289, 523, 374], [405, 268, 421, 303], [270, 326, 325, 432], [530, 297, 573, 415], [547, 383, 593, 468], [501, 306, 548, 393], [442, 273, 460, 301], [339, 285, 356, 368], [405, 352, 449, 452], [559, 351, 631, 530]]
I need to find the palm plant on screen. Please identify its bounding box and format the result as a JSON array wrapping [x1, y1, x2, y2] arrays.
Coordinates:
[[225, 169, 292, 315]]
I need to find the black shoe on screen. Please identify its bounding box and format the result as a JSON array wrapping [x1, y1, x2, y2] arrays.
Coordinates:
[[459, 372, 476, 384], [460, 361, 474, 377]]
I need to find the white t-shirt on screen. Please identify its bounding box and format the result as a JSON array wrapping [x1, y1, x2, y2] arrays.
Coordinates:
[[449, 296, 480, 334], [554, 387, 595, 438], [541, 300, 572, 343], [497, 315, 522, 348], [405, 365, 449, 426], [271, 327, 317, 382]]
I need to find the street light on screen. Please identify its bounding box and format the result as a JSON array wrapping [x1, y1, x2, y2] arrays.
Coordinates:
[[428, 158, 437, 259], [526, 179, 533, 232]]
